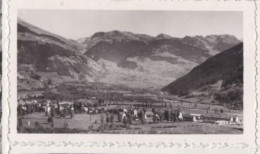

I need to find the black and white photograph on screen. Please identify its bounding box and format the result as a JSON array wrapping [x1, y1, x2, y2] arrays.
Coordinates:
[[16, 10, 244, 134]]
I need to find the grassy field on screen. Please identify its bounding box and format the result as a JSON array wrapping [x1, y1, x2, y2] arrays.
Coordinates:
[[19, 104, 243, 134], [18, 82, 243, 134]]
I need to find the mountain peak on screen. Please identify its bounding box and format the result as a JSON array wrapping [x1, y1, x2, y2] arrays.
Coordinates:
[[91, 30, 130, 37], [90, 30, 135, 40], [156, 33, 172, 39]]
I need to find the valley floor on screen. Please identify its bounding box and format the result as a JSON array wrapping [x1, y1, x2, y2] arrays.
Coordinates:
[[17, 81, 243, 134]]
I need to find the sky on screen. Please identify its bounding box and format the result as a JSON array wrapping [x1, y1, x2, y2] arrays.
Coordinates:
[[18, 10, 243, 40]]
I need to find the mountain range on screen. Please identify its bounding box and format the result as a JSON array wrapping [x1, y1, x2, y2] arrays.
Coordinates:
[[79, 30, 241, 88], [17, 18, 242, 90]]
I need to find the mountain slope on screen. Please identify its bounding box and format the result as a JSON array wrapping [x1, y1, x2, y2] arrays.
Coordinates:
[[162, 43, 243, 96], [18, 18, 105, 89], [83, 31, 153, 62], [181, 35, 241, 55]]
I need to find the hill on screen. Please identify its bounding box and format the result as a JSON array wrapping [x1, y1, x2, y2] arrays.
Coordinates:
[[17, 18, 105, 89], [162, 43, 243, 109]]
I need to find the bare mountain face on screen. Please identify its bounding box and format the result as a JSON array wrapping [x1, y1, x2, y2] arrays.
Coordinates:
[[162, 43, 243, 108], [181, 35, 241, 55], [18, 19, 105, 89], [79, 31, 241, 89]]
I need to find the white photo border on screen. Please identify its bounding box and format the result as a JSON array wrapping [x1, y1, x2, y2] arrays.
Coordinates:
[[4, 0, 259, 153]]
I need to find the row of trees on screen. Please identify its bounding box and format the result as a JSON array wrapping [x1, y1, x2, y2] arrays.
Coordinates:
[[214, 87, 243, 110]]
